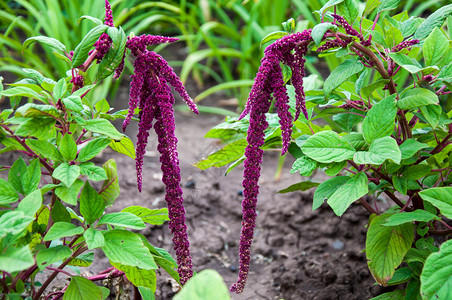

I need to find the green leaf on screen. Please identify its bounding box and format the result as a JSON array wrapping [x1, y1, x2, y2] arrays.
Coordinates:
[[193, 139, 247, 169], [98, 212, 146, 230], [81, 119, 123, 140], [290, 155, 317, 176], [15, 118, 56, 139], [363, 0, 381, 17], [51, 199, 71, 223], [53, 163, 80, 187], [324, 59, 364, 97], [68, 252, 94, 267], [387, 267, 413, 286], [0, 246, 34, 273], [53, 78, 67, 100], [78, 15, 103, 26], [63, 276, 104, 300], [102, 229, 157, 269], [0, 178, 19, 205], [420, 104, 442, 129], [55, 179, 84, 205], [122, 206, 169, 225], [398, 88, 439, 110], [392, 176, 407, 195], [111, 261, 157, 291], [313, 176, 350, 211], [43, 222, 84, 241], [99, 159, 120, 206], [423, 27, 449, 67], [71, 24, 109, 68], [383, 210, 440, 226], [22, 159, 41, 195], [377, 0, 401, 13], [23, 36, 67, 54], [18, 189, 42, 217], [97, 27, 127, 80], [366, 213, 414, 286], [420, 239, 452, 299], [368, 290, 405, 300], [338, 0, 359, 24], [332, 113, 362, 133], [415, 4, 452, 40], [401, 164, 432, 180], [0, 86, 47, 102], [319, 0, 345, 17], [62, 95, 83, 112], [79, 162, 108, 181], [312, 23, 338, 45], [388, 52, 422, 73], [277, 181, 320, 194], [77, 138, 111, 162], [26, 139, 63, 162], [36, 245, 72, 269], [260, 31, 288, 48], [138, 287, 155, 300], [83, 227, 105, 250], [343, 133, 368, 151], [173, 269, 230, 300], [327, 172, 368, 216], [80, 181, 105, 224], [59, 133, 77, 161], [109, 137, 135, 159], [399, 139, 429, 159], [16, 103, 60, 118], [95, 99, 110, 113], [354, 136, 401, 165], [419, 187, 452, 219], [301, 131, 356, 163], [362, 95, 397, 144]]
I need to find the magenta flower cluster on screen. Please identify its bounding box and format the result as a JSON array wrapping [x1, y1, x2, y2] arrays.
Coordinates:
[[231, 30, 313, 294], [93, 1, 114, 62], [392, 39, 419, 52], [120, 35, 198, 285], [332, 14, 371, 46]]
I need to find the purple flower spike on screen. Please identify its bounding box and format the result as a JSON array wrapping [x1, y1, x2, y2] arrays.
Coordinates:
[[122, 58, 145, 132], [392, 39, 419, 52], [93, 0, 115, 62], [332, 14, 368, 45], [104, 0, 114, 27]]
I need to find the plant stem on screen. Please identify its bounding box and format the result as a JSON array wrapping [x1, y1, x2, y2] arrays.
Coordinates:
[[360, 197, 378, 214]]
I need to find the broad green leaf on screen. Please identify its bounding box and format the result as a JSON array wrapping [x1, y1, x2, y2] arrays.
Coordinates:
[[368, 290, 405, 300], [36, 245, 72, 269], [398, 88, 439, 110], [80, 181, 105, 224], [63, 276, 104, 300], [102, 229, 157, 270], [99, 159, 120, 206], [388, 52, 422, 73], [383, 210, 439, 226], [423, 27, 449, 67], [138, 287, 155, 300], [43, 222, 84, 241], [399, 139, 429, 159], [312, 176, 350, 211], [354, 136, 401, 165], [327, 172, 368, 216], [173, 269, 230, 300], [332, 113, 362, 133], [15, 103, 59, 118], [392, 176, 407, 195], [53, 78, 67, 100], [55, 179, 84, 205], [0, 178, 19, 204], [17, 189, 42, 216], [51, 199, 71, 223], [366, 213, 414, 285], [98, 212, 146, 230], [0, 211, 33, 240], [260, 31, 288, 48], [343, 133, 367, 151], [324, 161, 347, 176], [9, 157, 27, 194], [419, 187, 452, 219], [78, 15, 103, 25], [361, 78, 390, 98], [290, 155, 317, 176], [97, 27, 127, 80], [62, 95, 83, 112], [109, 137, 135, 159], [122, 206, 169, 225], [363, 0, 381, 16], [401, 164, 432, 180], [377, 0, 401, 13], [83, 227, 105, 249], [420, 104, 442, 129], [415, 4, 452, 40], [68, 252, 94, 267], [79, 162, 108, 181], [0, 246, 34, 273], [59, 133, 77, 161], [312, 23, 338, 45], [324, 59, 364, 97], [278, 181, 320, 194], [420, 239, 452, 299], [23, 36, 67, 54], [319, 0, 346, 17], [387, 267, 413, 286], [0, 86, 47, 102], [26, 139, 62, 162], [111, 261, 157, 291], [15, 118, 56, 139], [22, 158, 41, 195], [301, 131, 356, 163], [52, 163, 80, 187], [82, 119, 123, 140], [193, 139, 247, 169], [72, 24, 109, 68], [362, 95, 397, 144], [95, 99, 110, 113], [77, 138, 111, 162], [338, 0, 359, 24]]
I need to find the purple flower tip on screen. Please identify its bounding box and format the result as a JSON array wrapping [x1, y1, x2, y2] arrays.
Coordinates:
[[104, 0, 114, 27]]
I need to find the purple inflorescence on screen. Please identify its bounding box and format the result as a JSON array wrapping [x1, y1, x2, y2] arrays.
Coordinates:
[[70, 74, 84, 89], [121, 35, 197, 285], [392, 39, 419, 52], [332, 14, 371, 46], [93, 0, 114, 62], [104, 0, 114, 27], [231, 30, 313, 294]]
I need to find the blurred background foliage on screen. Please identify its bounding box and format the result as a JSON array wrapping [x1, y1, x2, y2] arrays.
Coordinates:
[[0, 0, 447, 111]]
